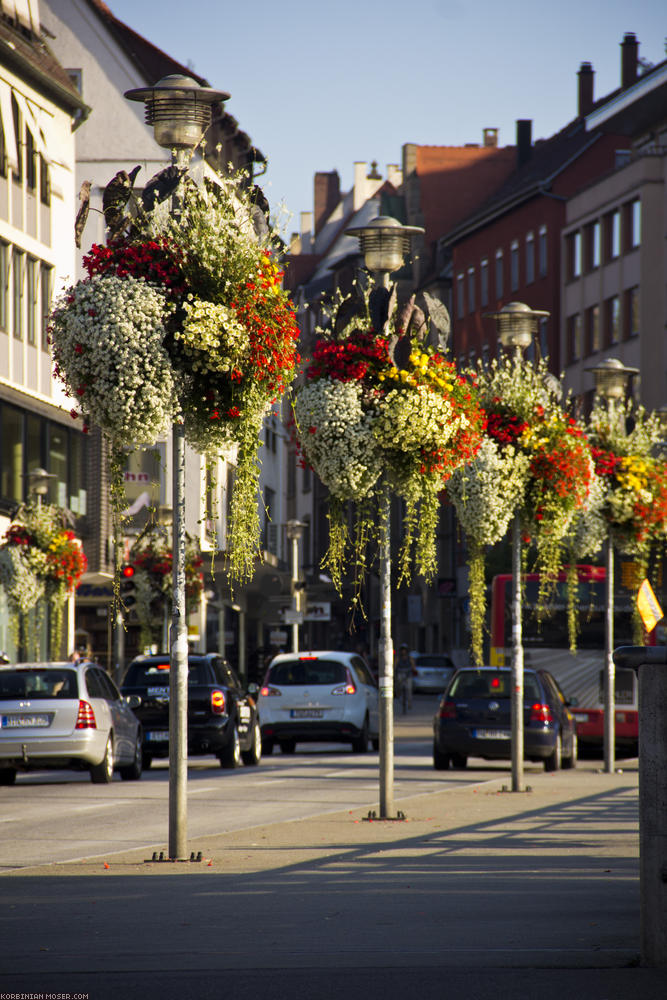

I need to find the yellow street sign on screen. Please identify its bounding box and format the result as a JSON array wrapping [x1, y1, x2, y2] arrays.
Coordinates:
[[637, 579, 664, 633]]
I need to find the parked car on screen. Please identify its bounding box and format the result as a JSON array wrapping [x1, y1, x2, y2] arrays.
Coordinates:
[[411, 651, 456, 693], [121, 653, 261, 769], [0, 661, 143, 785], [432, 666, 577, 772], [259, 651, 379, 754]]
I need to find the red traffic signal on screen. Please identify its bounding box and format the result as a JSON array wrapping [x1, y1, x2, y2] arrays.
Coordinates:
[[121, 564, 135, 579], [120, 564, 137, 607]]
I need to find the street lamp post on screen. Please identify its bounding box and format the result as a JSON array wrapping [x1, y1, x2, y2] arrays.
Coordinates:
[[25, 467, 56, 507], [125, 74, 229, 860], [344, 216, 423, 819], [586, 357, 638, 775], [286, 519, 306, 652], [485, 302, 549, 793]]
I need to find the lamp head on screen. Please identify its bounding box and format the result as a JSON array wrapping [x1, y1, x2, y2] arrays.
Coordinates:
[[585, 357, 638, 401], [125, 74, 230, 150], [484, 301, 550, 353], [345, 216, 424, 277]]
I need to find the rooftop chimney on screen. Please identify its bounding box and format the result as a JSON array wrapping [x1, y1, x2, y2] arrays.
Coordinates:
[[577, 62, 595, 116], [483, 127, 499, 148], [621, 32, 639, 89], [516, 119, 532, 168], [314, 170, 340, 235]]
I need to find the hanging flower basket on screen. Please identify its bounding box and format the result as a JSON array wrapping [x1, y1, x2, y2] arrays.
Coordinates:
[[0, 503, 87, 659], [50, 169, 300, 583], [294, 324, 485, 594]]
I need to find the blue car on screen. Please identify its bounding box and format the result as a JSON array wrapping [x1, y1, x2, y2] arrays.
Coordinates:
[[433, 666, 577, 772]]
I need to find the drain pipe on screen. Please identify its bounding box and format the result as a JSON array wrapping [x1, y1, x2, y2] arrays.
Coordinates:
[[613, 645, 667, 967]]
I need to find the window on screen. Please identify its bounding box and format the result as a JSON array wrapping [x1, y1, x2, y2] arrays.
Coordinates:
[[40, 263, 53, 350], [586, 305, 601, 355], [538, 225, 548, 277], [605, 210, 621, 260], [0, 242, 9, 332], [567, 231, 582, 279], [510, 240, 519, 292], [11, 95, 22, 182], [456, 272, 465, 319], [480, 257, 489, 307], [302, 462, 311, 494], [625, 287, 639, 339], [605, 295, 620, 345], [495, 249, 503, 298], [40, 156, 50, 206], [263, 486, 276, 553], [26, 257, 37, 346], [538, 317, 548, 359], [25, 129, 36, 192], [567, 314, 583, 362], [0, 112, 6, 178], [626, 199, 640, 250], [467, 266, 475, 313], [525, 232, 534, 285], [0, 404, 23, 503], [12, 248, 24, 340], [586, 221, 601, 270]]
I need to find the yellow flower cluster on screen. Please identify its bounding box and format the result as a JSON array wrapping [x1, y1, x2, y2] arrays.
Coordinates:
[[377, 350, 453, 393], [617, 456, 651, 496]]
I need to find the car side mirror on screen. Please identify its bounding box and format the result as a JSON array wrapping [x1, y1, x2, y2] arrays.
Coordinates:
[[566, 696, 578, 707], [125, 694, 142, 709], [247, 682, 259, 697]]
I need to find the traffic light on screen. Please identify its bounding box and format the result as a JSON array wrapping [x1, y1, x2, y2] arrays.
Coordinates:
[[120, 563, 137, 608]]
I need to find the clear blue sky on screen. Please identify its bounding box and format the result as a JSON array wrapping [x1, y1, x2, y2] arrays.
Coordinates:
[[107, 0, 665, 234]]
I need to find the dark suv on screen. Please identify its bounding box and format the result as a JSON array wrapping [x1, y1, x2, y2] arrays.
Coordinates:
[[433, 666, 577, 772], [121, 653, 261, 769]]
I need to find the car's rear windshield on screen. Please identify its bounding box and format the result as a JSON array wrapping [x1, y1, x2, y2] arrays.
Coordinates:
[[268, 659, 347, 686], [449, 671, 541, 700], [0, 669, 78, 700], [123, 662, 207, 687], [417, 655, 454, 668]]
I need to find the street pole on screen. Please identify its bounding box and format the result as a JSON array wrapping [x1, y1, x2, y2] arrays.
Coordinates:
[[168, 419, 188, 860], [511, 512, 524, 791], [290, 531, 299, 653], [603, 535, 615, 774], [378, 483, 394, 819]]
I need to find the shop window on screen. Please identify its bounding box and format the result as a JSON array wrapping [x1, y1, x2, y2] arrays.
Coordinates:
[[538, 225, 548, 277], [525, 232, 534, 285], [495, 249, 503, 298]]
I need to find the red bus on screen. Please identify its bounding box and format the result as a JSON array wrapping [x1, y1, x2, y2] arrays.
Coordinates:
[[489, 565, 650, 753]]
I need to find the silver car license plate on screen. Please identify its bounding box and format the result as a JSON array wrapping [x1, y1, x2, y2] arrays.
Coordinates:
[[474, 728, 511, 739], [290, 709, 323, 719], [147, 731, 169, 742], [2, 714, 51, 728]]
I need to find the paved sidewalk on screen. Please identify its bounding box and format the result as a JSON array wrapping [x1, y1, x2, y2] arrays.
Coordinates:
[[2, 758, 665, 999]]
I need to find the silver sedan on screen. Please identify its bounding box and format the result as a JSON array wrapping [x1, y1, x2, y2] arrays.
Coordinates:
[[0, 661, 142, 785]]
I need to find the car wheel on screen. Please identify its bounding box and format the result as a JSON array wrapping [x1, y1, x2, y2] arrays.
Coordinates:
[[351, 715, 369, 753], [280, 739, 296, 754], [544, 732, 562, 772], [219, 725, 241, 769], [451, 753, 467, 770], [261, 737, 274, 756], [142, 752, 153, 770], [433, 742, 451, 771], [562, 731, 578, 770], [371, 737, 379, 751], [120, 732, 143, 781], [241, 721, 262, 766], [0, 768, 17, 786], [90, 736, 114, 784]]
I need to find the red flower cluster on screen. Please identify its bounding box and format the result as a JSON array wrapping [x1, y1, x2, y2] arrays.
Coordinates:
[[306, 332, 391, 383], [46, 531, 88, 591], [591, 447, 622, 477], [529, 427, 591, 505], [83, 239, 186, 298], [486, 411, 528, 445], [5, 525, 32, 547]]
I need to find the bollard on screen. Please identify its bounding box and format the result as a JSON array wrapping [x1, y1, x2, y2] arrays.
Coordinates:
[[614, 645, 667, 967]]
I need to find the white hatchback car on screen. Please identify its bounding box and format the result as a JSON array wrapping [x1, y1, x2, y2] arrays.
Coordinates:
[[259, 651, 379, 754]]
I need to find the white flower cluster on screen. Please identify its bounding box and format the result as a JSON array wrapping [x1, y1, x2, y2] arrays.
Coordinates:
[[373, 385, 460, 454], [0, 546, 45, 612], [51, 275, 178, 446], [294, 379, 383, 500], [565, 464, 607, 559], [447, 437, 530, 546], [177, 296, 249, 374]]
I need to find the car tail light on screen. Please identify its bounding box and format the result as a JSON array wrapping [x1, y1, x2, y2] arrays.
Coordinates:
[[530, 702, 553, 724], [439, 699, 457, 719], [75, 700, 97, 729], [332, 669, 356, 696], [260, 685, 282, 697], [211, 689, 226, 715]]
